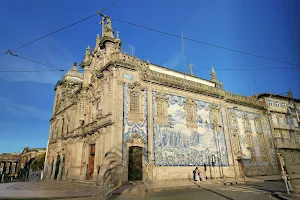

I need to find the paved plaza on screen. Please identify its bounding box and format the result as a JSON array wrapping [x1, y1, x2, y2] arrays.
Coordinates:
[[0, 178, 299, 200], [0, 180, 113, 199]]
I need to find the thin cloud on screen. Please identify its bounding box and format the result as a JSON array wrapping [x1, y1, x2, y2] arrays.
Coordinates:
[[0, 96, 50, 120], [0, 38, 74, 84], [163, 51, 183, 70]]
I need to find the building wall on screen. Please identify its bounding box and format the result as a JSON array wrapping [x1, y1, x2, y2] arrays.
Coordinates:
[[120, 71, 279, 181], [45, 18, 284, 184]]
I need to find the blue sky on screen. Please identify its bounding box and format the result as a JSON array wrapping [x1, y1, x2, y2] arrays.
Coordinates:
[[0, 0, 299, 153]]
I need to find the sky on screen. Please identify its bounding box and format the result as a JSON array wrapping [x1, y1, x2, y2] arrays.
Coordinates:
[[0, 0, 299, 153]]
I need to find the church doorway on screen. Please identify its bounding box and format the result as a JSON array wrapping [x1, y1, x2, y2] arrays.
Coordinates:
[[54, 155, 60, 180], [128, 146, 143, 181], [87, 144, 95, 180]]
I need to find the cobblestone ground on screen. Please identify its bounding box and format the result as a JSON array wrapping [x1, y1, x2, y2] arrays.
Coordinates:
[[0, 181, 111, 199], [57, 182, 287, 200]]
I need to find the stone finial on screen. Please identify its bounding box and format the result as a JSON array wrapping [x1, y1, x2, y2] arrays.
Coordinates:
[[96, 34, 100, 44], [188, 63, 194, 76], [72, 62, 78, 71], [84, 46, 91, 63], [210, 67, 217, 83], [86, 45, 90, 54]]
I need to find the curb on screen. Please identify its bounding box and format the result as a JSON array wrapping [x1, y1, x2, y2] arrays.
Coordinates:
[[97, 184, 123, 200], [271, 192, 295, 200], [148, 185, 197, 193]]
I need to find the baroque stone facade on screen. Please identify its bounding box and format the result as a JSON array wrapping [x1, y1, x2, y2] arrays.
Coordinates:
[[0, 147, 46, 180], [45, 18, 284, 184]]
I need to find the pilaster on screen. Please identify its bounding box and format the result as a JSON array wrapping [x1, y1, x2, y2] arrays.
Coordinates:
[[147, 82, 154, 181]]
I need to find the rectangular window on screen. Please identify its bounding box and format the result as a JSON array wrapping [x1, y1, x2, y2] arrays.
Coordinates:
[[275, 101, 280, 107], [282, 102, 286, 108], [287, 117, 290, 124], [279, 116, 284, 124], [293, 118, 299, 127], [272, 114, 278, 124]]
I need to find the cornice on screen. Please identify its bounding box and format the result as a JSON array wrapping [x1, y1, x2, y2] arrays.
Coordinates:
[[87, 51, 265, 109]]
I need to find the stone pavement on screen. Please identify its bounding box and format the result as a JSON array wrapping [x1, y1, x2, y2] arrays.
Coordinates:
[[0, 180, 115, 199], [273, 179, 300, 200], [244, 174, 300, 199], [106, 180, 282, 200], [249, 174, 300, 182]]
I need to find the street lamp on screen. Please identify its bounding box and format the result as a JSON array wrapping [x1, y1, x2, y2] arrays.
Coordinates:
[[226, 106, 238, 184]]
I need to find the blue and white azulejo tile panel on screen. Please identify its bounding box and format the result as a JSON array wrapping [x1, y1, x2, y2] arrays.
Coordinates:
[[122, 83, 148, 167], [153, 92, 229, 167]]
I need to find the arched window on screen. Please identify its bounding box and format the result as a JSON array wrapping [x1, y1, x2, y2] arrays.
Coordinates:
[[268, 100, 273, 106]]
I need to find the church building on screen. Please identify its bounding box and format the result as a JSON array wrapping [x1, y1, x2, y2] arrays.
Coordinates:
[[44, 17, 280, 185]]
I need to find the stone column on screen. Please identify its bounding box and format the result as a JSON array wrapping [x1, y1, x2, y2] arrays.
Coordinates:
[[11, 162, 16, 175], [220, 103, 238, 180], [0, 162, 4, 174], [51, 157, 57, 180], [147, 82, 154, 182], [5, 162, 10, 174], [99, 135, 105, 184], [15, 162, 18, 173], [115, 77, 124, 184], [57, 156, 64, 181]]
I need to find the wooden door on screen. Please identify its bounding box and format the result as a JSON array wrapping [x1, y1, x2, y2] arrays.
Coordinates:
[[87, 144, 95, 180]]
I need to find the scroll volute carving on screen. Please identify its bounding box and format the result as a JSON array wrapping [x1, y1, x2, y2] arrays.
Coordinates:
[[155, 92, 168, 125], [128, 82, 144, 122], [184, 98, 197, 129]]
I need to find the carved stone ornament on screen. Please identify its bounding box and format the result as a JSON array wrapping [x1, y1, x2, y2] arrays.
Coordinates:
[[126, 133, 146, 145], [155, 92, 168, 124], [184, 98, 197, 129], [209, 103, 220, 128], [242, 115, 251, 129], [230, 113, 238, 126], [245, 131, 253, 148], [55, 82, 81, 115]]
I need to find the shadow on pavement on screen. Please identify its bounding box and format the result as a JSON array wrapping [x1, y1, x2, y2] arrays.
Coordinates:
[[190, 180, 234, 200]]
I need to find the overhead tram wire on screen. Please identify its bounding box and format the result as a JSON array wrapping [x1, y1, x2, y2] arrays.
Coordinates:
[[1, 52, 300, 74], [7, 50, 64, 71], [0, 0, 120, 56], [107, 16, 300, 67]]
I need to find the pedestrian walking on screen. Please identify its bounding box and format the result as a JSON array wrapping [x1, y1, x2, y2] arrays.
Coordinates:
[[193, 167, 200, 182]]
